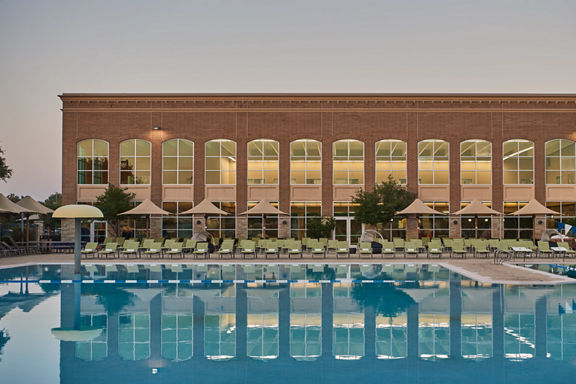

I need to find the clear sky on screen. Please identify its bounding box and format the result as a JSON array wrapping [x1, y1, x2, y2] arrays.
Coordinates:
[[0, 0, 575, 200]]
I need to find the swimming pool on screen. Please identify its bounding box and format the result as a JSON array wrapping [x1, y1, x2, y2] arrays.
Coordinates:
[[0, 263, 575, 383]]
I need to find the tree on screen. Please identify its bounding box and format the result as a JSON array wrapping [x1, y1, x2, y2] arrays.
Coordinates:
[[351, 176, 416, 231], [307, 216, 336, 239], [0, 147, 12, 182], [94, 184, 135, 236], [6, 193, 22, 203], [41, 193, 62, 239]]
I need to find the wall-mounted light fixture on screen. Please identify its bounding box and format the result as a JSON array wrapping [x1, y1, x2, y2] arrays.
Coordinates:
[[152, 126, 161, 131]]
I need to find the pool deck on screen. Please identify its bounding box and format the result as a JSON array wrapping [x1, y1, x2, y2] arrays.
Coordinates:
[[0, 253, 574, 285]]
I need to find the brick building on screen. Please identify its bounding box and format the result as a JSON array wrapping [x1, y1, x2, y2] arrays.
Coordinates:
[[60, 93, 576, 242]]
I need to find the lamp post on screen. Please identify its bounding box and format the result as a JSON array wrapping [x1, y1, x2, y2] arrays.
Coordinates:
[[53, 205, 104, 276]]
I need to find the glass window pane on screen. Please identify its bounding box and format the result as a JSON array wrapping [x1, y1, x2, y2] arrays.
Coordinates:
[[349, 141, 364, 158], [163, 140, 178, 157], [136, 140, 150, 156], [334, 141, 348, 157], [221, 141, 236, 157], [179, 156, 193, 170], [205, 141, 220, 156], [561, 140, 575, 156], [205, 158, 221, 171], [205, 171, 220, 184], [78, 140, 93, 157], [307, 141, 321, 158], [264, 141, 279, 158], [163, 157, 178, 171], [178, 171, 193, 184], [179, 140, 194, 156], [135, 171, 150, 184], [136, 157, 150, 171], [120, 158, 135, 171], [163, 171, 178, 184], [93, 140, 108, 156], [291, 141, 305, 157], [546, 140, 560, 156], [291, 171, 305, 185]]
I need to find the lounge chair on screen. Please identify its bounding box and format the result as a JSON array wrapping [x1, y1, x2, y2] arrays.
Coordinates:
[[240, 240, 257, 259], [558, 242, 576, 257], [336, 241, 350, 259], [309, 241, 326, 259], [473, 240, 491, 258], [264, 242, 280, 259], [358, 242, 373, 258], [120, 240, 140, 258], [143, 242, 163, 258], [288, 241, 303, 258], [451, 242, 468, 258], [427, 239, 443, 258], [380, 240, 395, 258], [182, 239, 197, 254], [81, 242, 99, 258], [165, 242, 184, 259], [194, 242, 210, 259], [537, 241, 553, 258], [217, 239, 235, 259], [98, 242, 118, 259]]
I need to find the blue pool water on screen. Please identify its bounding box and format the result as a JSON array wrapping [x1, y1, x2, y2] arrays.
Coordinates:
[[0, 263, 575, 383]]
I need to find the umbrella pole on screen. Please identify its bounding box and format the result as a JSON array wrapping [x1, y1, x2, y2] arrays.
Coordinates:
[[74, 218, 82, 276], [26, 215, 30, 253], [475, 216, 478, 239], [147, 216, 150, 238], [262, 214, 266, 239]]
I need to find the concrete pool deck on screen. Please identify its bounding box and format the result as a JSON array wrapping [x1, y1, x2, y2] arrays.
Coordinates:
[[0, 253, 574, 285]]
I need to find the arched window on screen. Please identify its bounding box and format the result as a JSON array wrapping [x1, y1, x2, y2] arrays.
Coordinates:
[[418, 140, 449, 185], [120, 139, 151, 185], [290, 139, 321, 185], [460, 140, 491, 185], [247, 139, 279, 185], [205, 139, 236, 185], [503, 139, 533, 185], [162, 139, 194, 184], [375, 140, 407, 184], [333, 139, 364, 185], [77, 139, 109, 185], [546, 139, 576, 184]]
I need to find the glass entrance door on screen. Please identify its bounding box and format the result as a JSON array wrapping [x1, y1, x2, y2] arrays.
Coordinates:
[[334, 217, 363, 245], [90, 220, 107, 243]]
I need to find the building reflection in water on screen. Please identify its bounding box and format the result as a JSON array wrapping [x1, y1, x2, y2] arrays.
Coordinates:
[[51, 264, 576, 383]]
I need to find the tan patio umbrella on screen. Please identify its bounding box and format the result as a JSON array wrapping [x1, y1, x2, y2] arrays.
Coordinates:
[[396, 199, 444, 240], [119, 199, 170, 238], [180, 198, 230, 236], [452, 199, 501, 239], [510, 199, 559, 241], [396, 199, 444, 215], [0, 194, 33, 249], [17, 196, 54, 251], [240, 199, 288, 239], [0, 193, 32, 214]]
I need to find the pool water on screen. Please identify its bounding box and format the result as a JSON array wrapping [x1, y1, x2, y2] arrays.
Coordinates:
[[0, 264, 575, 383]]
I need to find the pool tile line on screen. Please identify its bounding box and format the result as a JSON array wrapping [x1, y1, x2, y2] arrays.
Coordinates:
[[0, 278, 416, 285]]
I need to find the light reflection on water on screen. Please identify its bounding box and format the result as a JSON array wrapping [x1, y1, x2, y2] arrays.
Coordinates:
[[0, 264, 575, 383]]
